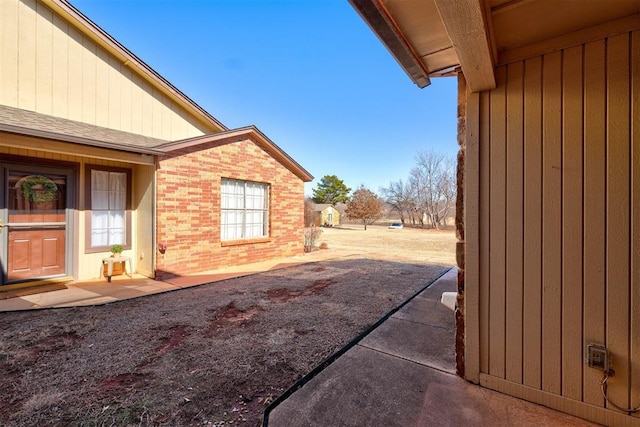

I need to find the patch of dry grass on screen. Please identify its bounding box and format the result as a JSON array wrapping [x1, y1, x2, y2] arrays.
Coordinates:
[[0, 229, 456, 426]]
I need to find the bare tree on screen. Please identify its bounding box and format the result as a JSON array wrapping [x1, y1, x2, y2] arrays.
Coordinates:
[[304, 198, 319, 227], [409, 150, 455, 229], [345, 186, 383, 230], [380, 179, 413, 224]]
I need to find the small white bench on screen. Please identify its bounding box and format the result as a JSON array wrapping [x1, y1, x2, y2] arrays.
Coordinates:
[[101, 256, 133, 282]]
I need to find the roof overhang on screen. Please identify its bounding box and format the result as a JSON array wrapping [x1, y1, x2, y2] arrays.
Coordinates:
[[0, 126, 159, 165], [159, 127, 314, 182], [431, 0, 495, 91], [350, 0, 495, 91], [350, 0, 432, 88], [350, 0, 640, 93]]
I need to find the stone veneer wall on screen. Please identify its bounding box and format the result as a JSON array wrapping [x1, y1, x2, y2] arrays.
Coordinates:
[[455, 73, 467, 377], [155, 138, 305, 279]]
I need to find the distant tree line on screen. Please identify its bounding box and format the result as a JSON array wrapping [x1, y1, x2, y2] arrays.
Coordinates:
[[307, 149, 455, 231], [380, 150, 456, 229], [307, 176, 384, 230]]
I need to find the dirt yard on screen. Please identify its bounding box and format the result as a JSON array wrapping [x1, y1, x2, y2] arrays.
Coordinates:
[[0, 226, 456, 426]]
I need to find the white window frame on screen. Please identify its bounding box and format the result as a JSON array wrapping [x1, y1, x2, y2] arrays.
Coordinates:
[[85, 165, 131, 253], [221, 179, 270, 241]]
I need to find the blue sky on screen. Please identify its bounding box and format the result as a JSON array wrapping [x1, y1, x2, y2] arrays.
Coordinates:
[[73, 0, 458, 195]]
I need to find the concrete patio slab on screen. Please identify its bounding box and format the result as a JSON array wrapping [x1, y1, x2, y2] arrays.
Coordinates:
[[266, 268, 597, 427], [359, 316, 455, 374], [392, 295, 455, 329]]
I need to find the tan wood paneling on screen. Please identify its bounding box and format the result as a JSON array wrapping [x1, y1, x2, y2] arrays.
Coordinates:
[[141, 81, 154, 137], [133, 164, 155, 277], [479, 90, 491, 375], [561, 44, 584, 401], [631, 29, 640, 421], [583, 39, 607, 407], [1, 0, 212, 141], [476, 33, 640, 417], [67, 24, 84, 122], [0, 0, 19, 107], [18, 0, 36, 110], [522, 55, 543, 389], [52, 13, 69, 118], [541, 50, 562, 395], [480, 374, 640, 427], [488, 65, 507, 379], [119, 65, 133, 132], [505, 61, 524, 384], [130, 73, 144, 136], [605, 32, 631, 411], [35, 2, 53, 115], [95, 48, 110, 128]]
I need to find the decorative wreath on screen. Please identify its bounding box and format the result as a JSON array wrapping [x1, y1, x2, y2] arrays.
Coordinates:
[[19, 175, 58, 203]]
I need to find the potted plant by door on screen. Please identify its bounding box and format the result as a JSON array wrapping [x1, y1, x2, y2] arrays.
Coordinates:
[[103, 244, 125, 278], [110, 244, 124, 257]]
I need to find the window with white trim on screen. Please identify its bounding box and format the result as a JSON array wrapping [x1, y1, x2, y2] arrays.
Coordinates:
[[86, 166, 130, 251], [221, 179, 269, 241]]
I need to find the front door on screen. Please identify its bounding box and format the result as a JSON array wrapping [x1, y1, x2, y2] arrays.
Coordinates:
[[1, 163, 74, 286]]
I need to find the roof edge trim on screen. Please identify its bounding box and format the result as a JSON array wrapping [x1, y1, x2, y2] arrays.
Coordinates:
[[0, 122, 163, 156], [349, 0, 431, 89], [160, 127, 314, 182]]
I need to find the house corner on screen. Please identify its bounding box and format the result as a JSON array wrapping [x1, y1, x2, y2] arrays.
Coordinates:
[[455, 72, 467, 378]]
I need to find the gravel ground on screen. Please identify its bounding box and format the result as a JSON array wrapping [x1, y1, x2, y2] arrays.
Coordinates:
[[0, 227, 455, 426]]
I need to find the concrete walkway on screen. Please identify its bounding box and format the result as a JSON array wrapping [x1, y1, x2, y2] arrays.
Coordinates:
[[266, 269, 596, 427]]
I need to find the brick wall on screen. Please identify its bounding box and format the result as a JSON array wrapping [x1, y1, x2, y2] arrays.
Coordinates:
[[155, 138, 305, 279]]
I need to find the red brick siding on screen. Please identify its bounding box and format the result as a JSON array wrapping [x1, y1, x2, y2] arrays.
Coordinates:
[[155, 138, 305, 279]]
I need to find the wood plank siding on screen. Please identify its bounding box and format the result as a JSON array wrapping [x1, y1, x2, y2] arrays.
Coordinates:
[[0, 0, 210, 141], [474, 30, 639, 424]]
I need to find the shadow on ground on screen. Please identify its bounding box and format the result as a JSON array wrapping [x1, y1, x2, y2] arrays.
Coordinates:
[[0, 257, 451, 427]]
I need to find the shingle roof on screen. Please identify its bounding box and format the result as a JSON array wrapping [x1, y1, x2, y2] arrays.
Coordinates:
[[0, 106, 314, 182], [0, 105, 167, 154]]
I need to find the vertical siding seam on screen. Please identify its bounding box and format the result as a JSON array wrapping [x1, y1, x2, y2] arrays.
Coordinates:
[[626, 30, 633, 410], [35, 1, 39, 112], [520, 59, 526, 384], [80, 34, 85, 123], [16, 0, 21, 107], [580, 42, 586, 404], [559, 48, 565, 397], [47, 3, 54, 113], [603, 38, 608, 375], [539, 54, 544, 390], [487, 90, 492, 375], [503, 66, 508, 379]]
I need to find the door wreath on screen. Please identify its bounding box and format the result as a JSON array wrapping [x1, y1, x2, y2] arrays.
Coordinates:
[[19, 175, 58, 203]]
